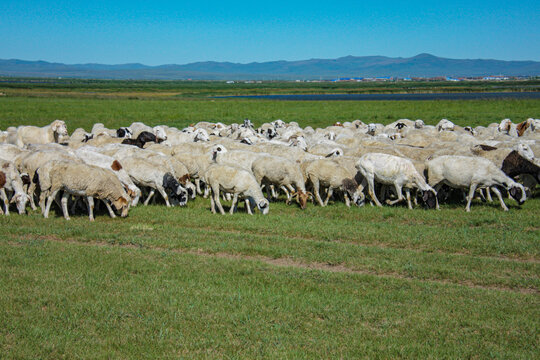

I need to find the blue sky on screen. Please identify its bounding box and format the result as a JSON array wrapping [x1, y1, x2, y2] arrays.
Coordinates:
[[2, 1, 539, 65]]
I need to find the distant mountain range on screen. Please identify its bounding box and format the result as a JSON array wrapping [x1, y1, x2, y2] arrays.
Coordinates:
[[0, 54, 539, 80]]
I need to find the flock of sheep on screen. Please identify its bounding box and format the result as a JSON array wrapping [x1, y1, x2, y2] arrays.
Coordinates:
[[0, 116, 539, 220]]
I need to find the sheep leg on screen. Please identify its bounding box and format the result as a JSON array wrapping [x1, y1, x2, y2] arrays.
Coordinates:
[[280, 186, 290, 199], [43, 189, 60, 219], [211, 184, 226, 215], [465, 183, 478, 212], [490, 186, 509, 211], [39, 190, 48, 214], [156, 186, 171, 207], [229, 193, 238, 214], [104, 200, 116, 218], [269, 184, 277, 199], [386, 184, 404, 206], [87, 197, 95, 221], [344, 192, 351, 207], [405, 189, 412, 209], [433, 184, 442, 210], [311, 178, 325, 206], [144, 189, 155, 206], [487, 188, 495, 202], [0, 189, 8, 215], [366, 176, 383, 207], [245, 199, 253, 215], [195, 178, 202, 195], [209, 190, 216, 214], [27, 182, 37, 210], [324, 187, 334, 206], [61, 192, 70, 220], [285, 184, 294, 204]]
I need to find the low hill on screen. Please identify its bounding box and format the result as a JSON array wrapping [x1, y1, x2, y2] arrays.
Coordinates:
[[0, 54, 539, 80]]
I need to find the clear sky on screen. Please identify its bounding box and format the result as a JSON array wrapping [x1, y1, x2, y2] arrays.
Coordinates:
[[2, 0, 539, 65]]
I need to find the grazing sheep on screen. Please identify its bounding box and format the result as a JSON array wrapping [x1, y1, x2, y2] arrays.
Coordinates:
[[251, 155, 311, 209], [41, 162, 130, 221], [356, 153, 437, 209], [304, 159, 364, 207], [203, 164, 269, 215], [15, 150, 80, 210], [120, 156, 188, 207], [12, 120, 69, 148], [0, 160, 30, 215], [136, 152, 196, 199], [426, 155, 526, 211], [74, 147, 141, 205]]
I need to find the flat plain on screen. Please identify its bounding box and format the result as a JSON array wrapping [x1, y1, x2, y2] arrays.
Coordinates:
[[0, 80, 539, 359]]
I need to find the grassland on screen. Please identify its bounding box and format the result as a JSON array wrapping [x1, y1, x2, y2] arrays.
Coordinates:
[[1, 77, 539, 99], [0, 83, 539, 358]]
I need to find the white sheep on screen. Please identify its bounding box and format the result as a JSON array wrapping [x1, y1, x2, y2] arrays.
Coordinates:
[[0, 160, 29, 215], [203, 164, 269, 215], [12, 120, 69, 148], [129, 122, 167, 141], [355, 153, 437, 209], [211, 145, 269, 171], [41, 161, 130, 221], [15, 149, 80, 210], [426, 155, 526, 211], [74, 147, 141, 205], [303, 159, 363, 207], [0, 144, 28, 162], [134, 152, 196, 199], [164, 128, 210, 146], [251, 155, 311, 209], [120, 156, 188, 207]]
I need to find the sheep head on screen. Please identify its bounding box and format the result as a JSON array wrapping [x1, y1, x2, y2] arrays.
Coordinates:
[[257, 199, 269, 215], [421, 189, 438, 209], [51, 120, 68, 137], [291, 190, 312, 209], [509, 184, 526, 205], [113, 197, 130, 217]]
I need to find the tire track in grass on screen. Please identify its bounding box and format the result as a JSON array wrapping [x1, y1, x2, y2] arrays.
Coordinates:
[[5, 234, 538, 294], [173, 223, 540, 264]]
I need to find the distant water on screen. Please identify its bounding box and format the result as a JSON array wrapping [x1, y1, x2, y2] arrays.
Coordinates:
[[216, 92, 540, 101]]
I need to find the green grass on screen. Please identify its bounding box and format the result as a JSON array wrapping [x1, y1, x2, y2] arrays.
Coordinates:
[[0, 92, 539, 358], [2, 78, 539, 97], [1, 97, 539, 131]]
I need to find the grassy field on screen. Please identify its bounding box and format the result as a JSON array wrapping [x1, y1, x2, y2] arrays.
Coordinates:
[[1, 96, 540, 131], [1, 78, 539, 99], [0, 88, 539, 358]]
